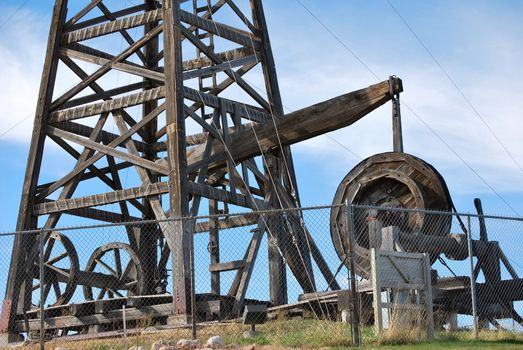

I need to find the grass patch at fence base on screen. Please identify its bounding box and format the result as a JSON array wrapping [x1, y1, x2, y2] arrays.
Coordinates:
[[6, 320, 523, 350]]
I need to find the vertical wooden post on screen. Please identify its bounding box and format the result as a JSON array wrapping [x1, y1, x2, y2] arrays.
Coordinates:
[[250, 0, 292, 305], [140, 0, 161, 296], [371, 248, 383, 335], [389, 76, 403, 153], [266, 157, 287, 306], [1, 0, 67, 341], [163, 0, 191, 318], [268, 227, 287, 306]]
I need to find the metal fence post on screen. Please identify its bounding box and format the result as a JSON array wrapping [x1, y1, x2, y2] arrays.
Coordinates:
[[190, 217, 197, 340], [466, 215, 478, 339], [346, 202, 361, 347], [39, 231, 45, 350]]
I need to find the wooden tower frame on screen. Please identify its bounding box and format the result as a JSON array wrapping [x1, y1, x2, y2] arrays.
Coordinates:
[[0, 0, 402, 341]]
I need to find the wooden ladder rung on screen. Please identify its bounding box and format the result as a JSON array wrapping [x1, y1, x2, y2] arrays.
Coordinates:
[[209, 259, 246, 272]]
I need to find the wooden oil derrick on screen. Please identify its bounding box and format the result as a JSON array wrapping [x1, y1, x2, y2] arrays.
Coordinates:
[[0, 0, 403, 342]]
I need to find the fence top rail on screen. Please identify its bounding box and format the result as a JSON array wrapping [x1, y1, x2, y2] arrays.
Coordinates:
[[351, 204, 523, 222], [0, 203, 344, 236], [2, 203, 521, 237]]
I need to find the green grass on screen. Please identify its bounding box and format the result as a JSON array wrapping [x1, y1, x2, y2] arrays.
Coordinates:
[[7, 321, 523, 350]]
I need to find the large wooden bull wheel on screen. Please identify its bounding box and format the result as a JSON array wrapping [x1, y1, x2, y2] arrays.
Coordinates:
[[83, 243, 144, 300], [330, 152, 452, 277], [32, 232, 79, 308]]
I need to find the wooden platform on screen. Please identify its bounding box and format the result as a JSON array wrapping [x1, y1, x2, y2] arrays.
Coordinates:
[[15, 294, 267, 334]]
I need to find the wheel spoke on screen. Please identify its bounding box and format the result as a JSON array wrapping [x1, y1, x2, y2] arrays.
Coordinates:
[[52, 281, 61, 298], [43, 238, 56, 262], [85, 244, 143, 301], [120, 261, 133, 282], [46, 252, 69, 266], [112, 289, 124, 298], [95, 258, 118, 277], [97, 288, 107, 300], [122, 280, 138, 289], [114, 248, 122, 278], [42, 282, 52, 305], [45, 264, 71, 278]]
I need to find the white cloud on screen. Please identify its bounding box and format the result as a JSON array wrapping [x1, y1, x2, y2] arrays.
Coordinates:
[[1, 2, 521, 207], [0, 10, 48, 142], [268, 2, 523, 200]]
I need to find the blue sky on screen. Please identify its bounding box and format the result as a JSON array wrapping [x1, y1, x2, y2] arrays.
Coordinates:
[[0, 0, 522, 232]]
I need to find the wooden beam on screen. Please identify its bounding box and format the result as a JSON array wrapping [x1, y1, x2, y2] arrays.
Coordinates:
[[64, 0, 104, 28], [194, 214, 258, 233], [63, 9, 163, 44], [61, 46, 164, 83], [52, 24, 163, 110], [179, 10, 260, 50], [183, 87, 270, 122], [164, 0, 192, 317], [35, 182, 168, 215], [187, 79, 403, 173], [60, 82, 146, 110], [66, 5, 147, 32], [37, 103, 165, 200], [183, 47, 254, 70], [181, 26, 269, 111], [54, 121, 151, 154], [209, 260, 245, 273], [46, 126, 169, 175], [50, 87, 165, 122]]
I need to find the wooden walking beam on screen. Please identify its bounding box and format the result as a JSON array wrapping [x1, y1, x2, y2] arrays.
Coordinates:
[[187, 78, 403, 172]]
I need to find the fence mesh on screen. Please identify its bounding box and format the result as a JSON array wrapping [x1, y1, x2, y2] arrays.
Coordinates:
[[1, 204, 522, 347]]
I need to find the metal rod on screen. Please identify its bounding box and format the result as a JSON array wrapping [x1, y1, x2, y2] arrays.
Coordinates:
[[190, 219, 197, 340], [467, 215, 479, 339], [39, 232, 45, 350], [346, 202, 361, 347]]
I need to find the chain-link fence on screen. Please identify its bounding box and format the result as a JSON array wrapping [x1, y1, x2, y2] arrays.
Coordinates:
[[1, 204, 522, 347]]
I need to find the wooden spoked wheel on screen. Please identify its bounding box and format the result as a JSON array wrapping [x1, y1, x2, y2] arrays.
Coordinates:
[[330, 152, 452, 277], [32, 232, 79, 308], [83, 243, 144, 300]]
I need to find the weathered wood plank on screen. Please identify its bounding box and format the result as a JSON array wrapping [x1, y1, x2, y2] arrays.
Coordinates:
[[194, 214, 258, 233], [46, 126, 169, 175], [209, 260, 246, 273], [181, 26, 269, 111], [183, 87, 270, 122], [179, 10, 260, 49], [54, 121, 151, 154], [35, 179, 263, 215], [61, 46, 164, 82], [63, 9, 163, 44], [36, 102, 166, 200], [183, 47, 254, 70], [188, 182, 264, 209], [186, 79, 403, 173], [66, 5, 147, 32], [60, 82, 146, 110], [52, 25, 163, 110], [35, 182, 168, 215], [51, 87, 165, 122], [64, 0, 104, 29]]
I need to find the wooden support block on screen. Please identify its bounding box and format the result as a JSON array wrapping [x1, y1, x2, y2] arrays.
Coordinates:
[[209, 260, 246, 273]]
